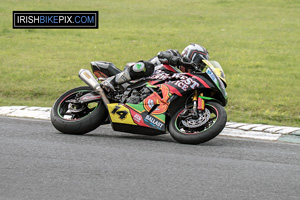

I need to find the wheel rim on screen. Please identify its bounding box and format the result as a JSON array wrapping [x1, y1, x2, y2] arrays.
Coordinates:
[[57, 90, 99, 121], [174, 104, 219, 135]]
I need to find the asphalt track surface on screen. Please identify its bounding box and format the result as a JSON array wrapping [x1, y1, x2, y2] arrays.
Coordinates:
[[1, 116, 300, 200]]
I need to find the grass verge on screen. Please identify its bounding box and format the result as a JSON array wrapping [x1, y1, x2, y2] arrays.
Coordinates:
[[0, 0, 299, 127]]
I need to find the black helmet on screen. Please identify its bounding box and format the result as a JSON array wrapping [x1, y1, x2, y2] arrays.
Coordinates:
[[181, 43, 209, 69]]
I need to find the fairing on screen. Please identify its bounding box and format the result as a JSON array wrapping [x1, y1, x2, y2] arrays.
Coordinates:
[[97, 63, 228, 134]]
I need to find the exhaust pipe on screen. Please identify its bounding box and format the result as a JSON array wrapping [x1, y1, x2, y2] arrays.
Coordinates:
[[78, 69, 100, 90], [78, 69, 110, 105]]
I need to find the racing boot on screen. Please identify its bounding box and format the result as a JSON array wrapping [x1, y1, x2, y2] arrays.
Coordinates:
[[101, 61, 153, 91], [100, 67, 132, 91]]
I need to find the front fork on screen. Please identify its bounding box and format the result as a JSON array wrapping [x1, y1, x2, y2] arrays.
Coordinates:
[[192, 91, 205, 118]]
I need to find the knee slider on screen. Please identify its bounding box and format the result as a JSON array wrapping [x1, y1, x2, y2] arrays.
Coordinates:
[[132, 62, 146, 73], [130, 61, 154, 80]]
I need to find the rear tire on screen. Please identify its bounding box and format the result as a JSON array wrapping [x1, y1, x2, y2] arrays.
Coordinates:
[[169, 101, 227, 144], [51, 86, 108, 135]]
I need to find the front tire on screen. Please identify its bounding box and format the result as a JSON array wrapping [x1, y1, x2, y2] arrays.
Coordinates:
[[51, 86, 108, 135], [169, 101, 227, 144]]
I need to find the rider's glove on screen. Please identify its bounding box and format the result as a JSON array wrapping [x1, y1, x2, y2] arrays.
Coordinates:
[[157, 50, 181, 66]]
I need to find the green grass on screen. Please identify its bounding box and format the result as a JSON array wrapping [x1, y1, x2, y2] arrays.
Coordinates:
[[1, 0, 300, 127]]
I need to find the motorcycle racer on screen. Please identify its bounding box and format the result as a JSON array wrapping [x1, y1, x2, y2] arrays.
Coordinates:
[[101, 43, 210, 91]]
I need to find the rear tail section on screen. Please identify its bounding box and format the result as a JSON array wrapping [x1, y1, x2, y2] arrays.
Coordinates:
[[90, 61, 121, 78]]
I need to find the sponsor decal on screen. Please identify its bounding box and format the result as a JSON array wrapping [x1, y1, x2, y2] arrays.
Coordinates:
[[144, 115, 164, 130], [149, 71, 200, 91], [171, 74, 200, 91], [206, 68, 218, 86], [133, 113, 142, 123], [148, 70, 170, 80], [173, 78, 200, 91], [83, 71, 91, 79], [127, 108, 149, 127]]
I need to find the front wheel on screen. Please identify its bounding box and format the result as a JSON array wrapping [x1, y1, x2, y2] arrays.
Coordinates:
[[51, 86, 108, 135], [169, 101, 227, 144]]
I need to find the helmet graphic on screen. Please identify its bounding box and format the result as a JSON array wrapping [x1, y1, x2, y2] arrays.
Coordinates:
[[181, 43, 209, 69]]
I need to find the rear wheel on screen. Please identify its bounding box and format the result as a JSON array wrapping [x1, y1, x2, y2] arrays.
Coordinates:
[[51, 86, 108, 135], [169, 101, 227, 144]]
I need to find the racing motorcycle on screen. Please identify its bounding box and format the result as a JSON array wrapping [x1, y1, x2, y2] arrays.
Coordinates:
[[50, 59, 228, 144]]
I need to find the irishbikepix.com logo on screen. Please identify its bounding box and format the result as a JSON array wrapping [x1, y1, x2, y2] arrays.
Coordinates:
[[13, 11, 98, 29]]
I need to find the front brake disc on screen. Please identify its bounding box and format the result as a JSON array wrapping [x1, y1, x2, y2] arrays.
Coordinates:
[[181, 108, 211, 128]]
